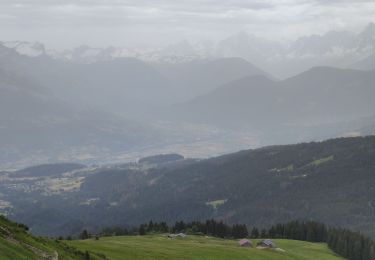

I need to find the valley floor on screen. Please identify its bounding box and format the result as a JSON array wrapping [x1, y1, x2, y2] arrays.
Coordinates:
[[68, 235, 343, 260]]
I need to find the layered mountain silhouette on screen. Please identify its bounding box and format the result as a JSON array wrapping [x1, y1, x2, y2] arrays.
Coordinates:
[[1, 39, 375, 168], [153, 57, 270, 100], [173, 67, 375, 130], [0, 44, 167, 168]]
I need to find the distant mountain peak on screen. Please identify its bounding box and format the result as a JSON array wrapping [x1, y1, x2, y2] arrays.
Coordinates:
[[363, 22, 375, 33], [2, 22, 375, 78], [357, 22, 375, 49], [1, 41, 46, 57]]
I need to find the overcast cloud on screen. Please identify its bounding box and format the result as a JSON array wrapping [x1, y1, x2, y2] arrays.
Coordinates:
[[0, 0, 374, 49]]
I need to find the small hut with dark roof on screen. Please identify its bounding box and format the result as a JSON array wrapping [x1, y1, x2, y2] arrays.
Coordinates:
[[256, 239, 276, 248]]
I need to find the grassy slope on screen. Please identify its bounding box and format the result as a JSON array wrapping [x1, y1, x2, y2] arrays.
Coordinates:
[[68, 235, 343, 260], [0, 236, 37, 259], [0, 216, 105, 260]]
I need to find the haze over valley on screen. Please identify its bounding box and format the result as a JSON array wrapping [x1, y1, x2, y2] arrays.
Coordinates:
[[1, 22, 375, 169], [1, 1, 375, 259]]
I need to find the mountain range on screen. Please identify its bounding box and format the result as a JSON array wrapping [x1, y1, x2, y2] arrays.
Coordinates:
[[0, 44, 173, 169], [3, 22, 375, 78], [152, 57, 270, 100], [170, 66, 375, 144], [1, 38, 375, 168]]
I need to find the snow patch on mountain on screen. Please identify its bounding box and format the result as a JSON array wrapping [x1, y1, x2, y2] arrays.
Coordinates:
[[1, 41, 46, 57], [2, 23, 375, 78]]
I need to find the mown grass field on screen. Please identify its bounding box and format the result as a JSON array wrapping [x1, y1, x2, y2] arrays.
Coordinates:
[[68, 235, 343, 260]]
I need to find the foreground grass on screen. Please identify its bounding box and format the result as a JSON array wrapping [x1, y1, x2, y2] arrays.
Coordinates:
[[0, 237, 37, 259], [0, 216, 105, 260], [68, 235, 343, 260]]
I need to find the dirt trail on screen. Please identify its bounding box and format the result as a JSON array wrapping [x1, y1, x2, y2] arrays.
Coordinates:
[[52, 251, 59, 260]]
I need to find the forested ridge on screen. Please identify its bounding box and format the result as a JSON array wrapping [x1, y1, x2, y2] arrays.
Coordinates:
[[5, 136, 375, 238]]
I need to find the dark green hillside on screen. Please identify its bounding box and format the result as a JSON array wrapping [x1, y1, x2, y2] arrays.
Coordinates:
[[5, 136, 375, 237], [138, 153, 184, 165], [0, 215, 105, 259], [76, 136, 375, 232]]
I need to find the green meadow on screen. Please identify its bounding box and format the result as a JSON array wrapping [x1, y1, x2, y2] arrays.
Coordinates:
[[68, 235, 343, 260]]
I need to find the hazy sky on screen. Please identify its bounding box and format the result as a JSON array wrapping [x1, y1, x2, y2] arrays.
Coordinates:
[[0, 0, 374, 49]]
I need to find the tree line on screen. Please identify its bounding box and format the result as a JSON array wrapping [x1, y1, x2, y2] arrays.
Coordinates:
[[265, 220, 327, 242], [264, 221, 375, 260], [98, 219, 248, 239], [327, 228, 375, 260], [170, 219, 248, 239]]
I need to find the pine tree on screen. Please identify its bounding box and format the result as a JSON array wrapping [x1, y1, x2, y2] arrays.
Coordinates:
[[251, 227, 259, 238], [79, 230, 90, 240], [147, 220, 154, 232], [260, 229, 267, 238], [139, 225, 146, 235]]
